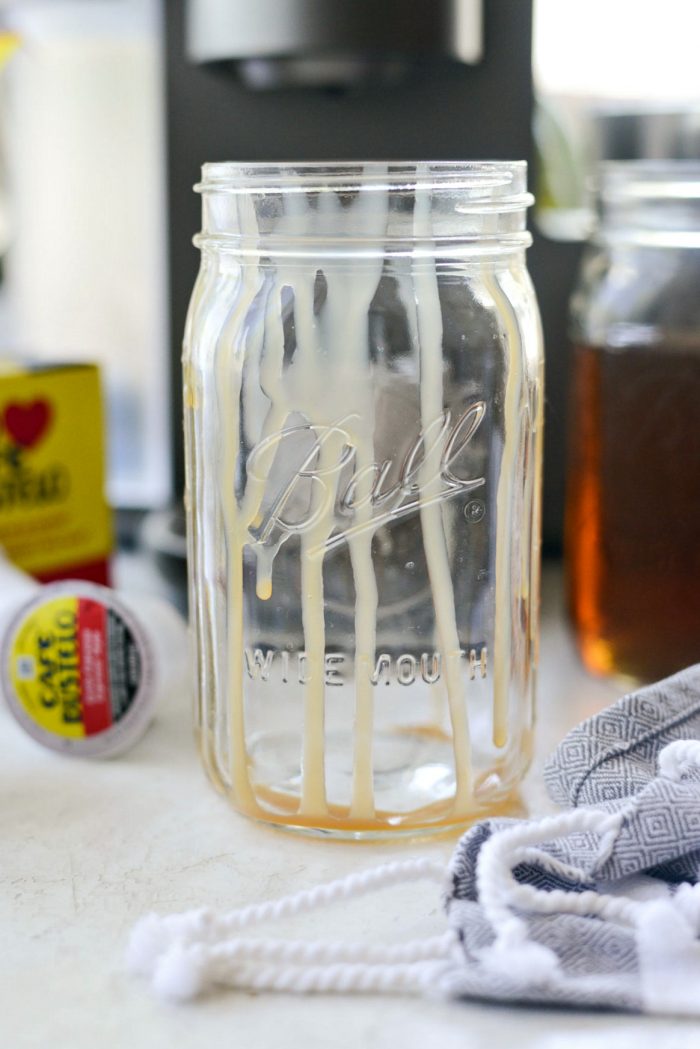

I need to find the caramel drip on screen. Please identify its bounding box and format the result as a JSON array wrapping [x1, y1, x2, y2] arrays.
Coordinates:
[[219, 169, 489, 824], [481, 267, 523, 749]]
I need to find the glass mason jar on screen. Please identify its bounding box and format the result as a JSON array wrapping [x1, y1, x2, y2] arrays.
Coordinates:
[[567, 161, 700, 684], [184, 162, 543, 838]]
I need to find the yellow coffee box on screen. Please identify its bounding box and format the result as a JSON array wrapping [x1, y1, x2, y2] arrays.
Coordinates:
[[0, 362, 113, 584]]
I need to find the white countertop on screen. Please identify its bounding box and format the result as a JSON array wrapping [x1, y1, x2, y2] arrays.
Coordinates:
[[3, 563, 700, 1049]]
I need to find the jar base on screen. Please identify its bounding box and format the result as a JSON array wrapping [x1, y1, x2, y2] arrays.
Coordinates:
[[229, 789, 527, 841], [204, 726, 528, 839]]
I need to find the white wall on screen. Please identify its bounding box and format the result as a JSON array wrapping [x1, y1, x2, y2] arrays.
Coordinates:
[[3, 0, 171, 508]]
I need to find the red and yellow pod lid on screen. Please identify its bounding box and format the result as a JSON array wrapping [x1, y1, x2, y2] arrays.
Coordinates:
[[1, 580, 156, 757]]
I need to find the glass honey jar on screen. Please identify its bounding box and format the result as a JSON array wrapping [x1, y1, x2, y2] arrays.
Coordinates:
[[567, 161, 700, 684]]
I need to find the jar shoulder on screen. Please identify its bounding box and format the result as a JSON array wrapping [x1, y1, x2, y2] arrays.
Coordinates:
[[570, 240, 700, 347]]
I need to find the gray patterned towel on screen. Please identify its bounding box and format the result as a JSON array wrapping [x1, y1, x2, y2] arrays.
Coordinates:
[[127, 665, 700, 1014], [446, 663, 700, 1014]]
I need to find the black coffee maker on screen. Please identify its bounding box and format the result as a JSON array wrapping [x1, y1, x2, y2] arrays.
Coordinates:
[[162, 0, 580, 559]]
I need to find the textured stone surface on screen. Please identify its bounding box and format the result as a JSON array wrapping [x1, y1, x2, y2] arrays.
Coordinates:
[[4, 563, 698, 1048]]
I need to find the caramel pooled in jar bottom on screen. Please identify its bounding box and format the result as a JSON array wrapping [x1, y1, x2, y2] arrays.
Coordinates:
[[197, 727, 530, 838]]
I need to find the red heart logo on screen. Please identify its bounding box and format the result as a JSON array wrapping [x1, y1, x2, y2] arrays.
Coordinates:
[[3, 399, 53, 448]]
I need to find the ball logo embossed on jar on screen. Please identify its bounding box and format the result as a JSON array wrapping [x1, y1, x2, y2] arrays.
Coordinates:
[[246, 402, 486, 550]]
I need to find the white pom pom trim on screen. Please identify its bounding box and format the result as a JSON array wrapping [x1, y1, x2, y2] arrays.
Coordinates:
[[478, 938, 560, 984], [152, 945, 206, 1003], [125, 914, 172, 977]]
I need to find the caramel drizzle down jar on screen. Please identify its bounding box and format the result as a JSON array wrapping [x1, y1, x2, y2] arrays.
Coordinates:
[[184, 162, 542, 837]]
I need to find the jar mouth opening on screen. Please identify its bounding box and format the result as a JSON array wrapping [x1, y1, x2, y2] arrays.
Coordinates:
[[195, 161, 533, 253], [196, 159, 531, 203]]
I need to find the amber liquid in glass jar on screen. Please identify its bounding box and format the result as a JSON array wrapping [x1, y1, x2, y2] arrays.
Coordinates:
[[566, 341, 700, 683]]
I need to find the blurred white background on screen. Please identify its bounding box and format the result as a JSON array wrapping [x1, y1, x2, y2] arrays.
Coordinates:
[[0, 0, 170, 509]]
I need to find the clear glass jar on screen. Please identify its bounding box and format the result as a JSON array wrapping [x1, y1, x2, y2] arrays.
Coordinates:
[[184, 162, 543, 837], [566, 161, 700, 683]]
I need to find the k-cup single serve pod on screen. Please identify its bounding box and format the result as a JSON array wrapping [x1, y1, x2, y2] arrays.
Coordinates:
[[0, 552, 188, 757]]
